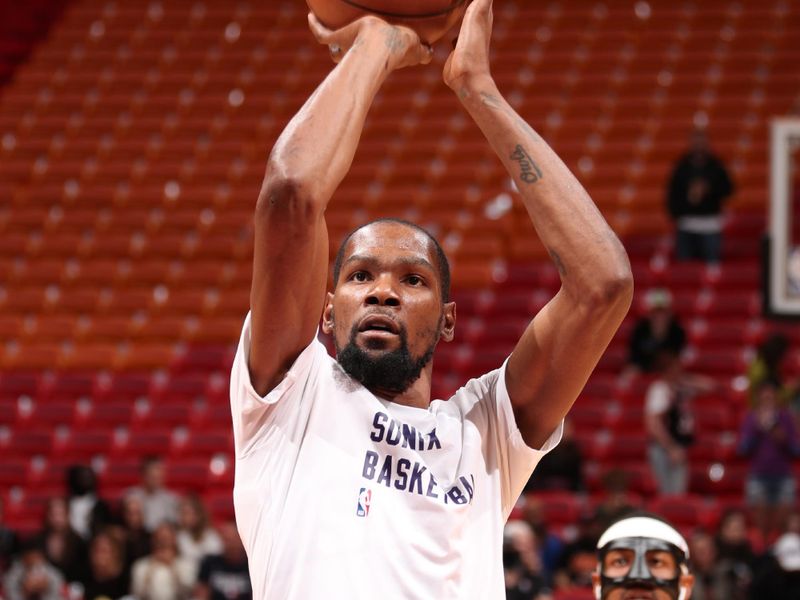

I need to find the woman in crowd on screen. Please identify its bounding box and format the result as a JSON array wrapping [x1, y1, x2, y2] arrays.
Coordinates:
[[131, 522, 194, 599], [175, 495, 222, 578], [31, 497, 86, 584], [80, 529, 130, 600]]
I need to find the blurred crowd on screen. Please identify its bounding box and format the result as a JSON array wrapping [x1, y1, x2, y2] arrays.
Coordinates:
[[503, 498, 800, 600], [0, 458, 250, 600], [501, 297, 800, 599]]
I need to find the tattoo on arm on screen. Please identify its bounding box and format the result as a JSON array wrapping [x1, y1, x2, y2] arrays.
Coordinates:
[[510, 144, 543, 184], [549, 249, 567, 276], [479, 91, 503, 109], [385, 28, 402, 53]]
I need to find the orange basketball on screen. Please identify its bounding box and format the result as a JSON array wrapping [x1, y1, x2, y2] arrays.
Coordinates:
[[306, 0, 468, 44]]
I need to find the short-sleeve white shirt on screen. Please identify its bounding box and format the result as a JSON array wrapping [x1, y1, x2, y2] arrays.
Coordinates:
[[230, 313, 562, 599], [645, 380, 671, 416]]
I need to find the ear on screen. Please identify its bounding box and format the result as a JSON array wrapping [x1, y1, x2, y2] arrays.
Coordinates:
[[591, 571, 602, 600], [440, 301, 456, 342], [678, 574, 695, 600], [322, 292, 335, 335]]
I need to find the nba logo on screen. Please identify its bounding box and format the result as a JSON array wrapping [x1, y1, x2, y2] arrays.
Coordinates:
[[356, 488, 371, 517]]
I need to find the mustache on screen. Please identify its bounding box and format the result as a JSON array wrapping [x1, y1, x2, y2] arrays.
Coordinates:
[[355, 310, 404, 334]]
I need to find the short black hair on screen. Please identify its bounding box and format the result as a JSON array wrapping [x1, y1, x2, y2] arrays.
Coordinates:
[[141, 455, 162, 472], [332, 218, 451, 303]]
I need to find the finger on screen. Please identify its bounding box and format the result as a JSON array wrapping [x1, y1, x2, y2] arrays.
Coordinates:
[[307, 12, 333, 44], [420, 44, 434, 65]]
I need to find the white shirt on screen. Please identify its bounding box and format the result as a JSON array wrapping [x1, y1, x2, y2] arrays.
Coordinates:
[[176, 528, 224, 577], [131, 555, 195, 600], [645, 380, 671, 416], [125, 487, 180, 532], [230, 313, 561, 599], [677, 214, 723, 234]]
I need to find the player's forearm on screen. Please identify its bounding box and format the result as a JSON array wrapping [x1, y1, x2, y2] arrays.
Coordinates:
[[259, 29, 395, 211], [457, 77, 632, 305]]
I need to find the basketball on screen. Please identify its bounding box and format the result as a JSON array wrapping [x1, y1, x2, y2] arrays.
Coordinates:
[[306, 0, 469, 44]]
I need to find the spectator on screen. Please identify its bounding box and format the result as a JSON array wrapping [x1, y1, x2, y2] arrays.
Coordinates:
[[194, 522, 252, 600], [715, 508, 755, 599], [592, 469, 637, 530], [747, 333, 796, 407], [120, 494, 151, 569], [738, 379, 800, 541], [749, 532, 800, 599], [2, 541, 65, 600], [521, 497, 564, 584], [689, 529, 736, 600], [622, 288, 686, 379], [785, 509, 800, 535], [131, 522, 194, 600], [593, 513, 694, 600], [66, 465, 112, 540], [644, 351, 714, 495], [524, 418, 584, 493], [125, 456, 179, 532], [80, 529, 130, 600], [0, 497, 19, 578], [176, 495, 222, 579], [552, 515, 601, 592], [667, 127, 734, 263], [31, 497, 87, 584]]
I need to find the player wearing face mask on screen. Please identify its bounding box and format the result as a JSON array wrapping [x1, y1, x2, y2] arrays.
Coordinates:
[[593, 515, 695, 600]]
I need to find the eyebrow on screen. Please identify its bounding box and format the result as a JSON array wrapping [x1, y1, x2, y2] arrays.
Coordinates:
[[343, 254, 436, 273]]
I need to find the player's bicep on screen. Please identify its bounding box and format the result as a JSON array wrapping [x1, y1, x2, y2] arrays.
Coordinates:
[[506, 288, 628, 447], [249, 186, 329, 397]]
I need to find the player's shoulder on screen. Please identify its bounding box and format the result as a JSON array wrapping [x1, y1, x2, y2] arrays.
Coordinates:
[[438, 364, 505, 414]]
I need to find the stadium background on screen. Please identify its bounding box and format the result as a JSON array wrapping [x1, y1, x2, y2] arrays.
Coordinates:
[[0, 0, 798, 595]]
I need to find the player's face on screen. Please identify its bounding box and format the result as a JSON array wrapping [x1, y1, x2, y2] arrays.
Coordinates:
[[325, 222, 455, 392]]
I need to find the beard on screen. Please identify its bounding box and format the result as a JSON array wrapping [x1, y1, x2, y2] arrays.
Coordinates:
[[335, 320, 438, 396]]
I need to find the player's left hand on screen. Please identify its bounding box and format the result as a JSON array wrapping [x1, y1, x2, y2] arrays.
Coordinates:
[[443, 0, 493, 92]]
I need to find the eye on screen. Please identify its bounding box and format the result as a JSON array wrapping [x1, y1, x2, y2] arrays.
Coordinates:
[[405, 275, 424, 286], [610, 556, 629, 567], [350, 271, 369, 282]]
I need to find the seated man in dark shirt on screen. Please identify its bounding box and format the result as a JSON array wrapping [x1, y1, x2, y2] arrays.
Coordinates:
[[622, 288, 686, 382], [195, 521, 251, 600]]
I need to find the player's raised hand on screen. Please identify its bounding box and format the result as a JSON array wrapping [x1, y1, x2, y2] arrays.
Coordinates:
[[308, 12, 433, 69], [443, 0, 493, 91]]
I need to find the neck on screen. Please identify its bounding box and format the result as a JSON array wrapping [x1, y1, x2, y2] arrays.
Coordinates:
[[370, 363, 434, 409]]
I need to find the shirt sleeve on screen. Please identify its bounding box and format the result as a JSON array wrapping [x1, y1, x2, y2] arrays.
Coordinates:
[[457, 359, 563, 520], [229, 311, 326, 457], [494, 359, 564, 518]]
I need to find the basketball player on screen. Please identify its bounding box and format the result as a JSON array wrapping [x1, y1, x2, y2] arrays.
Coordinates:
[[231, 0, 632, 597], [593, 514, 695, 600]]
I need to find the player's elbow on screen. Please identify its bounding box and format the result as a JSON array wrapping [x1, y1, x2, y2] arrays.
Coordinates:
[[583, 265, 634, 311], [255, 173, 322, 227]]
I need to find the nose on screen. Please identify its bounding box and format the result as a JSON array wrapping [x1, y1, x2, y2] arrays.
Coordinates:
[[365, 274, 400, 307]]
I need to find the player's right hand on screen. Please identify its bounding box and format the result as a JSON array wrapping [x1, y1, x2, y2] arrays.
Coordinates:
[[308, 12, 433, 69], [443, 0, 493, 91]]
